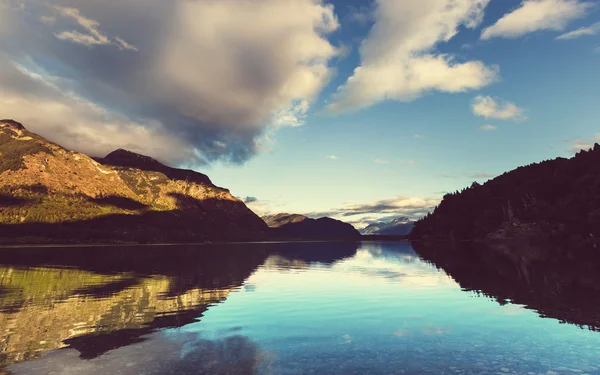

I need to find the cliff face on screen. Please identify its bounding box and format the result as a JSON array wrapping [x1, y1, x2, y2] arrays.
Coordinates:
[[410, 144, 600, 243], [262, 213, 360, 240], [0, 120, 267, 243]]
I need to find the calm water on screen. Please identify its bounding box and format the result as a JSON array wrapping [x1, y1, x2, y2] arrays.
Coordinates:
[[1, 241, 600, 374]]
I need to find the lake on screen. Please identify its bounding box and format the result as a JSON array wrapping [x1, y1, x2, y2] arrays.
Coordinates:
[[1, 241, 600, 374]]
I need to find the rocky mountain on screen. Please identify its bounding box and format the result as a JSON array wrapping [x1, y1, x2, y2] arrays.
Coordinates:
[[262, 213, 360, 240], [0, 119, 268, 243], [360, 217, 414, 236], [410, 144, 600, 244]]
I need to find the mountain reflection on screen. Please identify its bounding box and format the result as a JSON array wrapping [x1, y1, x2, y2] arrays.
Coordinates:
[[263, 241, 359, 269], [0, 242, 359, 369], [0, 245, 268, 368], [412, 240, 600, 331]]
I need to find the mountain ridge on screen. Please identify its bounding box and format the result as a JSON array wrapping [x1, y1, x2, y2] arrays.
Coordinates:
[[0, 119, 267, 243], [262, 213, 360, 240], [410, 143, 600, 244]]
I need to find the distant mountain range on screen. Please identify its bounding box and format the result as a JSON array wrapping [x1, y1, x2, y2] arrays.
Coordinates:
[[410, 143, 600, 244], [262, 213, 360, 240], [360, 217, 414, 236]]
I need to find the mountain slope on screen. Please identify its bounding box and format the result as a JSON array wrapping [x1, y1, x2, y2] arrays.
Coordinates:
[[360, 217, 414, 236], [262, 213, 360, 240], [0, 119, 267, 243], [410, 144, 600, 243]]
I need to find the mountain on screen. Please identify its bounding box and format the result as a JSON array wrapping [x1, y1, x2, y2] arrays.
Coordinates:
[[410, 144, 600, 244], [262, 213, 360, 240], [360, 217, 414, 236], [0, 119, 267, 243], [262, 213, 308, 228]]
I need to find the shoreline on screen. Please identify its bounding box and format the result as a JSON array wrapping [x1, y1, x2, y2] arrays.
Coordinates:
[[0, 237, 408, 249]]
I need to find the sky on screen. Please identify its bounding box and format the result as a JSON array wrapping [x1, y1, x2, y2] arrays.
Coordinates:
[[0, 0, 599, 228]]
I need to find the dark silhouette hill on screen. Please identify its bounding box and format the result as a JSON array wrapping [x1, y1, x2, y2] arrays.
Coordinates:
[[262, 213, 360, 240], [410, 144, 600, 244], [0, 119, 267, 244]]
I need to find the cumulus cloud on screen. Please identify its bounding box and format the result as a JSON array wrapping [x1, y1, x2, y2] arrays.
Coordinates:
[[0, 0, 340, 165], [472, 96, 526, 120], [556, 22, 600, 40], [481, 0, 594, 40], [0, 60, 187, 161], [479, 124, 497, 130], [328, 0, 498, 112], [243, 196, 258, 203]]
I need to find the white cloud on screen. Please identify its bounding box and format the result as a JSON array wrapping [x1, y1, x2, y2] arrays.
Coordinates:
[[556, 22, 600, 40], [374, 158, 390, 164], [271, 100, 310, 127], [114, 36, 138, 51], [159, 0, 340, 129], [0, 61, 188, 162], [481, 0, 594, 40], [326, 155, 339, 160], [328, 0, 498, 112], [479, 124, 497, 130], [0, 0, 341, 164], [54, 6, 137, 50], [472, 96, 526, 120]]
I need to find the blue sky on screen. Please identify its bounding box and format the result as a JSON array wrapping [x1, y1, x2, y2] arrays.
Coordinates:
[[1, 0, 599, 227]]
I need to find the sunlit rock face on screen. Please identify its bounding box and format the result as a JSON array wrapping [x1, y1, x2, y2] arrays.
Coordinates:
[[0, 120, 268, 243]]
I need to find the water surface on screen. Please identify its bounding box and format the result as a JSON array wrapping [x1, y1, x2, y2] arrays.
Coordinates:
[[1, 241, 599, 374]]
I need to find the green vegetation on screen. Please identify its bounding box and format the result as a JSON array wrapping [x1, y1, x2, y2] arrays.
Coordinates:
[[0, 132, 52, 172], [0, 185, 141, 224]]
